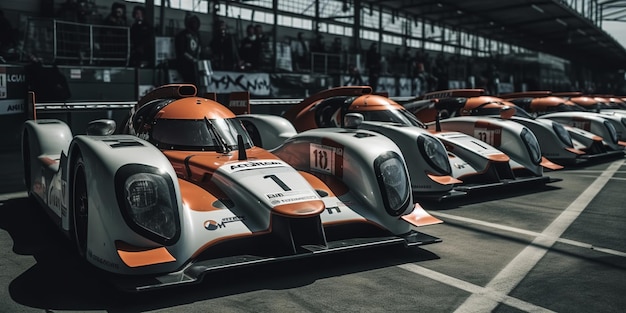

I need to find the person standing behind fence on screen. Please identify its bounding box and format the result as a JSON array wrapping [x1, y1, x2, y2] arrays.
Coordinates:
[[56, 0, 87, 23], [238, 25, 256, 70], [100, 2, 128, 65], [366, 43, 381, 92], [129, 6, 154, 68], [175, 14, 202, 85], [253, 24, 269, 70], [291, 32, 309, 72], [210, 20, 238, 71]]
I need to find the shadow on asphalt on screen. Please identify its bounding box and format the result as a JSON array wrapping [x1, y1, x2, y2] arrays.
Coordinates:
[[0, 195, 440, 312], [419, 184, 563, 211]]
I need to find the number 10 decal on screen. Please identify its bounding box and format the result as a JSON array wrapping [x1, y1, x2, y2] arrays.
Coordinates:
[[474, 122, 502, 147], [310, 143, 336, 174]]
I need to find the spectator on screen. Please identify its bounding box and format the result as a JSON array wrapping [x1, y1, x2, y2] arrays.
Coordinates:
[[238, 24, 256, 70], [291, 32, 309, 71], [103, 2, 127, 27], [175, 14, 202, 85], [56, 0, 87, 23], [412, 61, 438, 96], [366, 43, 381, 92], [310, 34, 326, 53], [345, 64, 364, 86], [100, 2, 128, 64], [129, 6, 154, 68], [254, 24, 269, 69], [210, 20, 238, 71], [390, 47, 402, 75], [432, 53, 447, 90]]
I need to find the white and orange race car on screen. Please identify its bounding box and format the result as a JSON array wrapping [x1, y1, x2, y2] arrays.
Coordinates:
[[22, 84, 441, 291], [226, 86, 559, 201], [500, 91, 626, 153], [407, 89, 624, 166]]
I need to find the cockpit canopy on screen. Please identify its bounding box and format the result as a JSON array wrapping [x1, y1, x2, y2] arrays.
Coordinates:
[[130, 96, 254, 151], [313, 94, 426, 128]]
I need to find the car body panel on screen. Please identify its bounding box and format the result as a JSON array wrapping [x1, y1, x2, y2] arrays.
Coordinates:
[[233, 86, 557, 200], [22, 84, 441, 291], [411, 89, 624, 165]]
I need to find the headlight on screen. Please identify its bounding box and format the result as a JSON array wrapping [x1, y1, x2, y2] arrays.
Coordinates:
[[604, 121, 618, 144], [374, 152, 411, 216], [552, 122, 573, 147], [417, 135, 451, 174], [521, 128, 542, 165], [116, 165, 180, 245]]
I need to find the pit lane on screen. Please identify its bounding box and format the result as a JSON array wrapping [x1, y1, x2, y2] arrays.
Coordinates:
[[1, 149, 624, 313]]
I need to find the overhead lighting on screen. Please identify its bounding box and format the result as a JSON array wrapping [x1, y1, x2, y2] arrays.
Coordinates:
[[577, 29, 586, 35], [556, 18, 567, 26], [531, 4, 545, 14]]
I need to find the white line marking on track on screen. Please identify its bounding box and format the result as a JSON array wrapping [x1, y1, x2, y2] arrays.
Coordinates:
[[431, 212, 626, 258], [397, 263, 556, 313], [452, 159, 624, 313]]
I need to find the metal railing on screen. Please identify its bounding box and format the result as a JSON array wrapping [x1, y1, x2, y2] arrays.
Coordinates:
[[23, 18, 130, 66]]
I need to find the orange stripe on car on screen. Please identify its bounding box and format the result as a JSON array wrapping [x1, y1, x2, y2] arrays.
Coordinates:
[[427, 174, 462, 185], [116, 241, 176, 268], [540, 157, 564, 170], [401, 203, 443, 227], [486, 153, 510, 162], [272, 200, 326, 217], [565, 147, 586, 155]]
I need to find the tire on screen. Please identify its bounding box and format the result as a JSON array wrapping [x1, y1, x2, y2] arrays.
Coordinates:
[[72, 155, 88, 258]]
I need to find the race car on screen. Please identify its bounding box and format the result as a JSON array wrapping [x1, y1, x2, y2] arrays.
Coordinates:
[[544, 92, 626, 142], [408, 89, 622, 165], [22, 84, 442, 292], [500, 91, 626, 152], [228, 86, 557, 200]]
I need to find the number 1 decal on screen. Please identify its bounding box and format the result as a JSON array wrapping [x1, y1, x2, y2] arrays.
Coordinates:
[[264, 174, 291, 191]]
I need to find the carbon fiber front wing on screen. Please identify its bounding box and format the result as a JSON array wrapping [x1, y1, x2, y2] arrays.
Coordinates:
[[110, 230, 441, 292]]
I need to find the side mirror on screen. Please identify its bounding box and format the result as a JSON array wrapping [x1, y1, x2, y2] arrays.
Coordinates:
[[86, 119, 117, 136], [344, 113, 364, 129]]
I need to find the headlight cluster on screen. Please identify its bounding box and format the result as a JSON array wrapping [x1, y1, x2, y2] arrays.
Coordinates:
[[521, 128, 542, 165], [552, 122, 573, 147], [604, 121, 618, 144], [418, 135, 451, 175], [116, 165, 180, 245], [374, 152, 411, 216]]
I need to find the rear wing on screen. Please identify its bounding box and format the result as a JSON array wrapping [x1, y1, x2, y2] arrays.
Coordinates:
[[499, 91, 551, 99], [421, 89, 485, 100]]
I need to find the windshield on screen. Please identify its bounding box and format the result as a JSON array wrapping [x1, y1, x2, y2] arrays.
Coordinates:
[[354, 109, 426, 127], [151, 118, 254, 151]]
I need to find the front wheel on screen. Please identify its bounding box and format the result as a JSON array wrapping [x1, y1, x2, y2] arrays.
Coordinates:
[[72, 155, 88, 258]]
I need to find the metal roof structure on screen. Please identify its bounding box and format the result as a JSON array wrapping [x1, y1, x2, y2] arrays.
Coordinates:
[[362, 0, 626, 69]]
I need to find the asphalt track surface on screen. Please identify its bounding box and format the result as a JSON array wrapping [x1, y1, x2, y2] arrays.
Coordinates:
[[1, 149, 625, 313]]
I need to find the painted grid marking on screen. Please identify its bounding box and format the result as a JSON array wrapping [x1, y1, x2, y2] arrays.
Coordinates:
[[398, 159, 624, 313]]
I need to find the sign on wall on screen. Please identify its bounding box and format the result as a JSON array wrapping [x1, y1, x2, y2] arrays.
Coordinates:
[[207, 71, 271, 96], [0, 66, 27, 115]]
